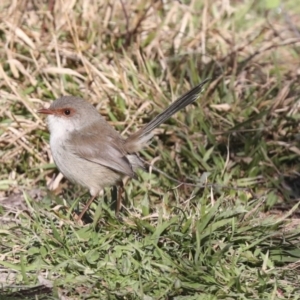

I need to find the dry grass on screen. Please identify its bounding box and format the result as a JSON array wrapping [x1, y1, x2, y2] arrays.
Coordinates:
[[1, 0, 300, 299]]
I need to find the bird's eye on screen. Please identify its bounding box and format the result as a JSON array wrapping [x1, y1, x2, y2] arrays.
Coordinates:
[[64, 109, 71, 116]]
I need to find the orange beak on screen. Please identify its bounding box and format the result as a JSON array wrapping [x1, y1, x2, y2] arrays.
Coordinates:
[[38, 108, 54, 115]]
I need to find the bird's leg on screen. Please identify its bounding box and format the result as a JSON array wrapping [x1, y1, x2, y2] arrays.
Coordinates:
[[78, 195, 96, 220], [116, 181, 124, 217]]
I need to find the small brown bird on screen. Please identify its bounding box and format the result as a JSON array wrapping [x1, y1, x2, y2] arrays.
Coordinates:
[[38, 79, 209, 219]]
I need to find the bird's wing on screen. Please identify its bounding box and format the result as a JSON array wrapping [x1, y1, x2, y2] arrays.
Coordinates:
[[67, 122, 134, 177]]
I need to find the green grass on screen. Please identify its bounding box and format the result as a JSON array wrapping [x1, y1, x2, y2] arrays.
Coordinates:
[[1, 0, 300, 299]]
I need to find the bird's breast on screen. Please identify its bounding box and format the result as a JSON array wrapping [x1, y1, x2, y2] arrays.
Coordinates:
[[49, 130, 122, 195]]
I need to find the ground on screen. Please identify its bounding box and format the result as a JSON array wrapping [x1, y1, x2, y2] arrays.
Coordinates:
[[1, 0, 300, 299]]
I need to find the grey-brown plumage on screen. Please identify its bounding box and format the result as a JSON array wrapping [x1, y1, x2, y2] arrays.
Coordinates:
[[39, 79, 209, 216]]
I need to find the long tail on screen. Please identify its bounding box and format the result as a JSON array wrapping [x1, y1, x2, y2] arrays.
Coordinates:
[[125, 78, 210, 153]]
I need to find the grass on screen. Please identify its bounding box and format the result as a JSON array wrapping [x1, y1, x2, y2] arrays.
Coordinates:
[[1, 0, 300, 299]]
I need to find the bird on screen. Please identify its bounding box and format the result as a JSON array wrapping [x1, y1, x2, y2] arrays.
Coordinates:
[[38, 79, 209, 219]]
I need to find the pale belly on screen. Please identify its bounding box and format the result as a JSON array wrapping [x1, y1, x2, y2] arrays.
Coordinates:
[[50, 138, 121, 196]]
